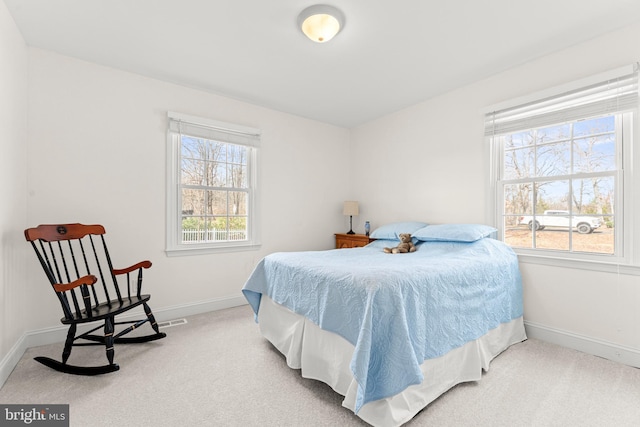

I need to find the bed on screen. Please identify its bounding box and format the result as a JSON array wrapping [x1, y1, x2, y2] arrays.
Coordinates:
[[242, 223, 526, 426]]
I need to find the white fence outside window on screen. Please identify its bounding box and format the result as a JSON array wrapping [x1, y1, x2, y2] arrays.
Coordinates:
[[182, 229, 247, 243]]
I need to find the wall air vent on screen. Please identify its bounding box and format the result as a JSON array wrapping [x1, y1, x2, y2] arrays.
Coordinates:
[[157, 318, 188, 329]]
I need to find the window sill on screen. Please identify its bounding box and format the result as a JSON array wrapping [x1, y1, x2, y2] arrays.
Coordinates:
[[515, 251, 640, 276], [165, 242, 262, 257]]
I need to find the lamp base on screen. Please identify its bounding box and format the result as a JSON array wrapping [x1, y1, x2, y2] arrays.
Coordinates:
[[346, 215, 355, 234]]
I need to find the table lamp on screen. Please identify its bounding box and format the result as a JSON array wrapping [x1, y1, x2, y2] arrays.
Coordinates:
[[343, 201, 359, 234]]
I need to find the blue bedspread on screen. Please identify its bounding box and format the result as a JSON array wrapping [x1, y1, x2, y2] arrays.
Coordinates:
[[242, 238, 523, 412]]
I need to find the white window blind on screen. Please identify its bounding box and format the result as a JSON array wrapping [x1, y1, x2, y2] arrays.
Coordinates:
[[168, 112, 261, 147], [485, 64, 638, 137]]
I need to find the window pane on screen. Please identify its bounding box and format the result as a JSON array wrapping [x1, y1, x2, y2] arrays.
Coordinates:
[[574, 116, 614, 137], [208, 190, 228, 215], [229, 217, 247, 241], [181, 217, 206, 243], [229, 191, 247, 215], [537, 123, 570, 143], [536, 141, 570, 177], [182, 189, 205, 215], [572, 221, 614, 254], [181, 158, 204, 185], [229, 163, 247, 188], [504, 146, 535, 180], [205, 160, 227, 186], [181, 136, 202, 159], [213, 140, 227, 162], [573, 135, 616, 174], [536, 180, 569, 212], [504, 182, 533, 248], [228, 144, 248, 188], [505, 131, 535, 148], [182, 137, 213, 185], [183, 137, 221, 161], [504, 218, 532, 249], [570, 176, 614, 254], [208, 217, 246, 241], [534, 228, 570, 251], [227, 144, 247, 164], [572, 177, 614, 214], [504, 183, 533, 215]]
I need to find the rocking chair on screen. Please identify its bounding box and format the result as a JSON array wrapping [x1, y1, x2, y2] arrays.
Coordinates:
[[24, 223, 166, 375]]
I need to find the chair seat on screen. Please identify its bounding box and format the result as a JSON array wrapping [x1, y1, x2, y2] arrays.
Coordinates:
[[61, 294, 151, 324]]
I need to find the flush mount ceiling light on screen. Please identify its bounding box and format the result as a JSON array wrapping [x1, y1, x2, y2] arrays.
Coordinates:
[[297, 4, 345, 43]]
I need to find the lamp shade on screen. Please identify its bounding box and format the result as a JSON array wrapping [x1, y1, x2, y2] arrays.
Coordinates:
[[343, 201, 359, 216], [298, 5, 345, 43]]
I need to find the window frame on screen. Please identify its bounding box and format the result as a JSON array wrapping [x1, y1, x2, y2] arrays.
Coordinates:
[[484, 65, 638, 269], [165, 112, 261, 256]]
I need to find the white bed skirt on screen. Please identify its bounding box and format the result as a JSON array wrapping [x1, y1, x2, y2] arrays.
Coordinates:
[[258, 295, 527, 427]]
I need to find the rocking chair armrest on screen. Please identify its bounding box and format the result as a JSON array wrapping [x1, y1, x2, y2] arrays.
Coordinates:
[[112, 261, 152, 276], [53, 275, 98, 293]]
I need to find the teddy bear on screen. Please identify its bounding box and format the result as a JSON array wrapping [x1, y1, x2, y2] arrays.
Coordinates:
[[383, 233, 417, 254]]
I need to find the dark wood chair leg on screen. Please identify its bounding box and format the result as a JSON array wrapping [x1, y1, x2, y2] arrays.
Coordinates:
[[62, 324, 76, 364], [105, 317, 115, 365], [143, 302, 161, 334], [35, 319, 119, 376]]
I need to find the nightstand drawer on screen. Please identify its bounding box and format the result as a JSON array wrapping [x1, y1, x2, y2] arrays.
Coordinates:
[[335, 233, 374, 249]]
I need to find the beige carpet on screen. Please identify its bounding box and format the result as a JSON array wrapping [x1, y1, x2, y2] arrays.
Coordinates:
[[1, 305, 640, 426]]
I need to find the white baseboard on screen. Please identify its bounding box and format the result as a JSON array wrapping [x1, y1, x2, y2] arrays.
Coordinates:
[[0, 334, 28, 390], [0, 295, 247, 389], [524, 320, 640, 368], [152, 294, 247, 323]]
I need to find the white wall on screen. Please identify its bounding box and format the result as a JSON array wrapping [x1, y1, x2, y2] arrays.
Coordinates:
[[24, 48, 351, 332], [351, 22, 640, 363], [0, 1, 28, 380]]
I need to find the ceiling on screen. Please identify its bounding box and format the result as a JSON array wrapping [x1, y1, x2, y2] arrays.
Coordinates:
[[5, 0, 640, 128]]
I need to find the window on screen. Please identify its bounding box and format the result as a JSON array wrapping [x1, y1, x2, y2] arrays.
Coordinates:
[[166, 112, 261, 255], [486, 64, 638, 263]]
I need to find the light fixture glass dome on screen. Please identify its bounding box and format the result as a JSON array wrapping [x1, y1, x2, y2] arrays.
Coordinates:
[[297, 5, 345, 43]]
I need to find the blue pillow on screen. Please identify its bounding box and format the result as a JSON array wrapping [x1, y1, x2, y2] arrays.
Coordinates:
[[369, 221, 428, 240], [413, 224, 497, 242], [365, 239, 406, 249]]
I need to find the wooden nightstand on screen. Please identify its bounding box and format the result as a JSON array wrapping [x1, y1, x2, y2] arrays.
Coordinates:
[[335, 233, 374, 249]]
